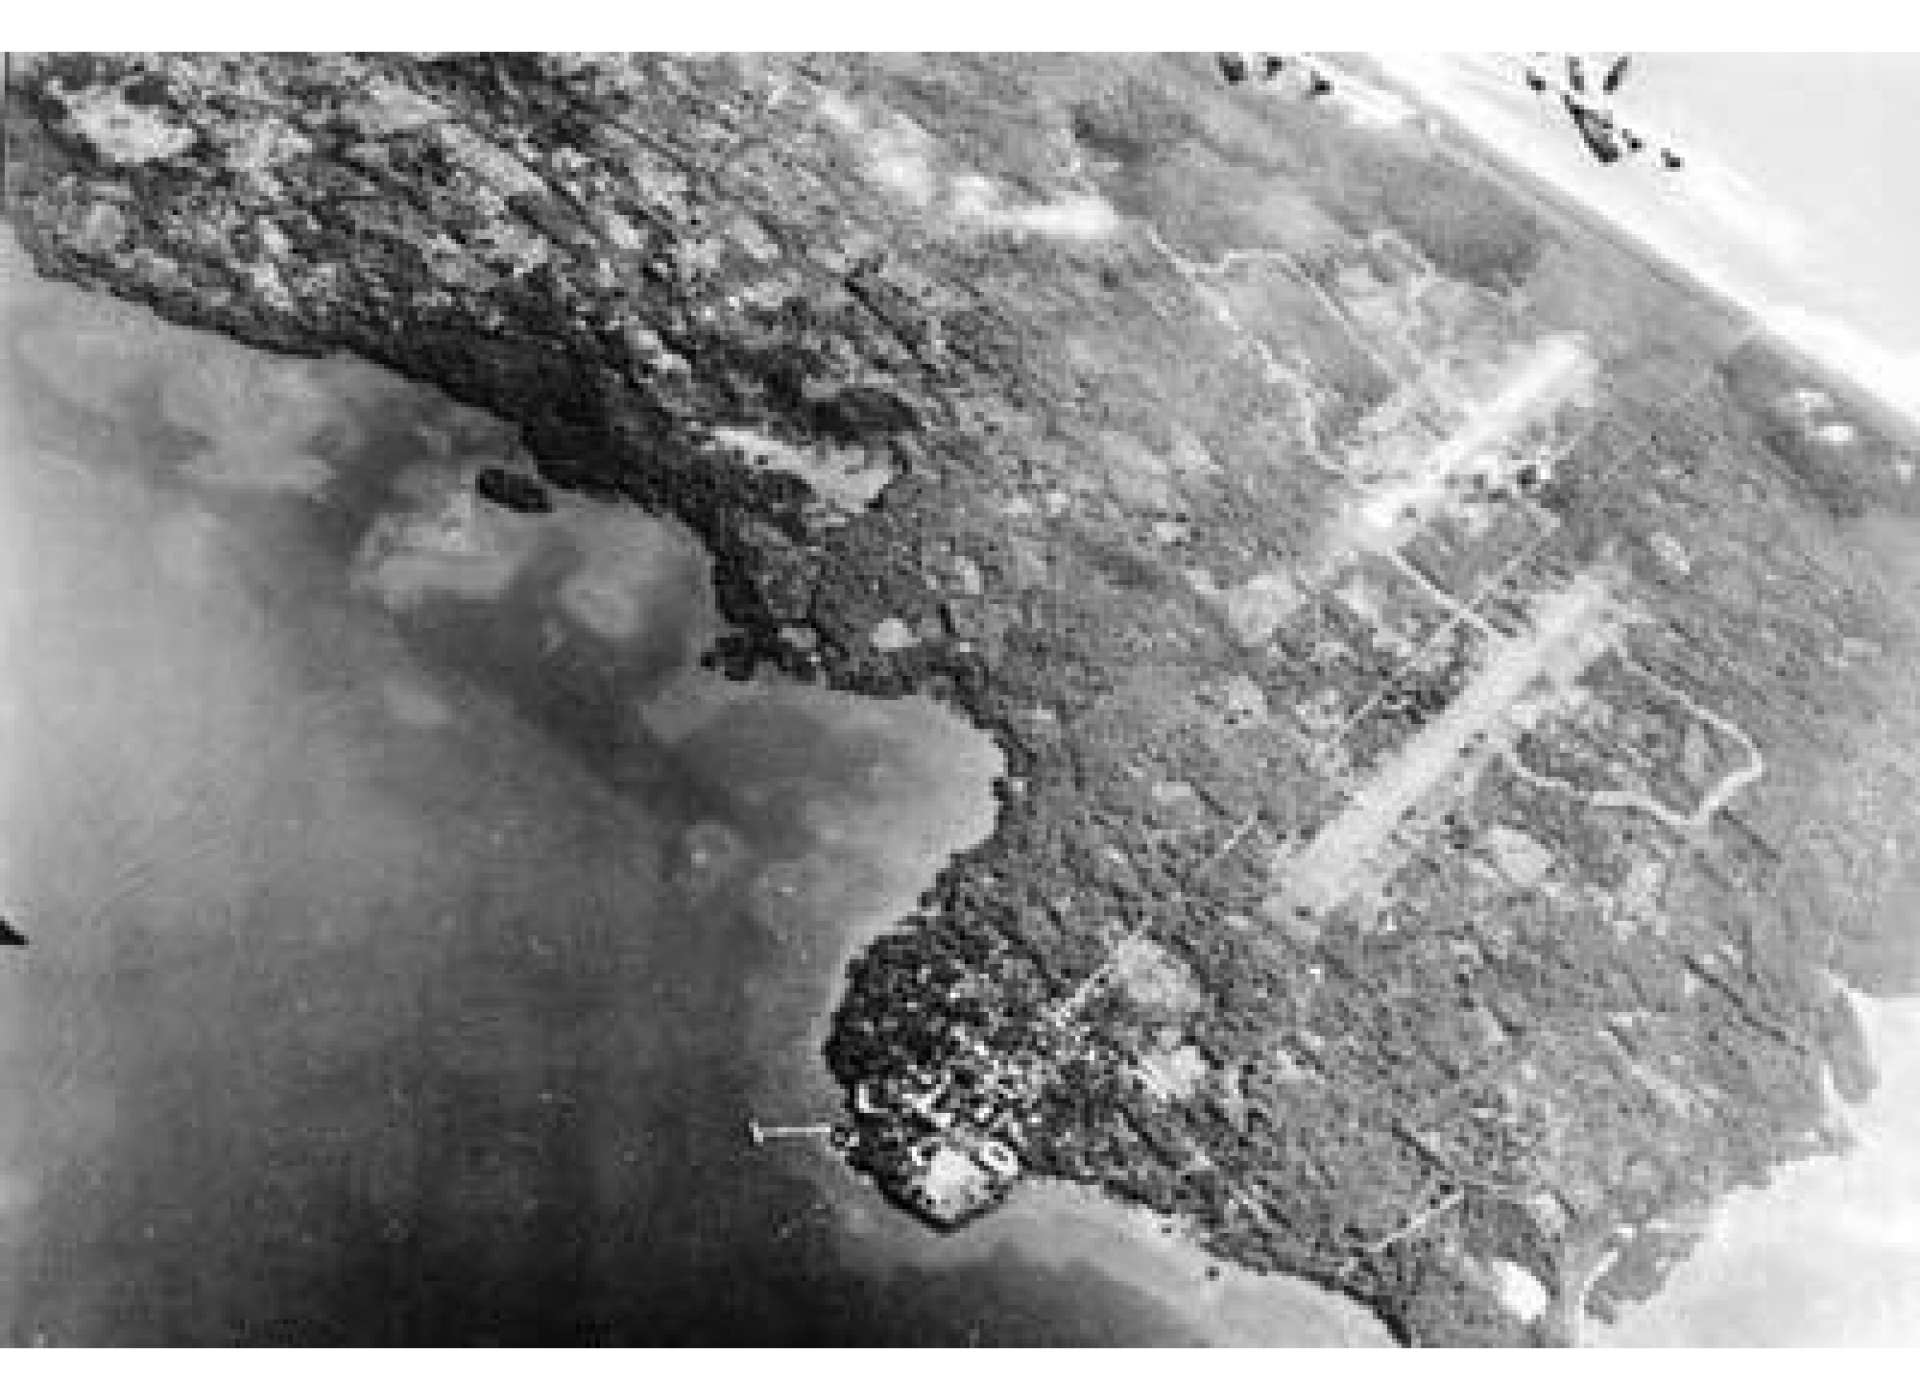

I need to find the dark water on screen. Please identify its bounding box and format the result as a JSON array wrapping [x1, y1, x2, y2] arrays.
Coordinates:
[[0, 234, 1237, 1346]]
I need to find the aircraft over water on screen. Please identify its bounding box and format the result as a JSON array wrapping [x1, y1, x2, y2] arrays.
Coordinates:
[[1217, 50, 1688, 173]]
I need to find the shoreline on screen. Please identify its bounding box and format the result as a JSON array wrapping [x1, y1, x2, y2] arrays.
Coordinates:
[[845, 1174, 1395, 1348], [15, 52, 1915, 1346], [726, 723, 1391, 1347], [1597, 987, 1920, 1345], [1345, 54, 1920, 438], [1594, 507, 1920, 1344], [7, 212, 1361, 1347]]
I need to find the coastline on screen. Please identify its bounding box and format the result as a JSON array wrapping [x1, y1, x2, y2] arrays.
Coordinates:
[[730, 712, 1390, 1345], [1326, 59, 1920, 1343], [15, 51, 1919, 1346], [1344, 53, 1920, 439], [5, 207, 1379, 1347], [847, 1175, 1395, 1347], [1598, 989, 1920, 1345], [1344, 55, 1768, 331], [1593, 507, 1920, 1343], [731, 684, 1006, 1124], [709, 692, 1391, 1345]]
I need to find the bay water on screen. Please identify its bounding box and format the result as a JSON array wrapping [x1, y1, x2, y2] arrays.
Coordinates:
[[0, 230, 1383, 1347]]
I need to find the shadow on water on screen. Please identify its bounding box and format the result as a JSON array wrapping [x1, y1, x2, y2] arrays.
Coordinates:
[[0, 234, 1247, 1345]]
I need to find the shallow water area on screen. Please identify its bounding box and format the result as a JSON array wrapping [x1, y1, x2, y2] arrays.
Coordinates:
[[0, 232, 1387, 1344]]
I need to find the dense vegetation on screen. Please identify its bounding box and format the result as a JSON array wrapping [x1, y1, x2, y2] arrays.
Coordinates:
[[17, 51, 1920, 1344]]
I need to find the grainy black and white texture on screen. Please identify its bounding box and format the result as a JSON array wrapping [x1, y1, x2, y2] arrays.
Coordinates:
[[11, 52, 1920, 1345]]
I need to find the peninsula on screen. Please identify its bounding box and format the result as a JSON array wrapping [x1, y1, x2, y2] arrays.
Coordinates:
[[10, 52, 1920, 1345]]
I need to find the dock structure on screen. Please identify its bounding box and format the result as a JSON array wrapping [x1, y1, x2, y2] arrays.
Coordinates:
[[746, 1118, 833, 1146]]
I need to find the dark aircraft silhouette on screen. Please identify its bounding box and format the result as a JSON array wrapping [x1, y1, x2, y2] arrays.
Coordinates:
[[1216, 52, 1334, 100], [0, 915, 25, 948], [1214, 52, 1684, 173], [1523, 53, 1684, 171], [1564, 94, 1630, 165]]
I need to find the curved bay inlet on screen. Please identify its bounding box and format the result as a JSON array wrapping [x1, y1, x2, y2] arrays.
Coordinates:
[[0, 234, 1385, 1346]]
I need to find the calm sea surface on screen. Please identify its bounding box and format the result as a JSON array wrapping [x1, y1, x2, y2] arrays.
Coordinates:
[[0, 231, 1386, 1346], [30, 52, 1920, 1349]]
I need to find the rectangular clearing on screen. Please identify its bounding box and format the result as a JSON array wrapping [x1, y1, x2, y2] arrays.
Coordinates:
[[1282, 570, 1614, 918]]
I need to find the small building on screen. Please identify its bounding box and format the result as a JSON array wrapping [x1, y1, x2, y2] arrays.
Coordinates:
[[976, 1138, 1021, 1180]]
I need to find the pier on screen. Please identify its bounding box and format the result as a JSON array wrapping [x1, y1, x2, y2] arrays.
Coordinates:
[[746, 1118, 833, 1146]]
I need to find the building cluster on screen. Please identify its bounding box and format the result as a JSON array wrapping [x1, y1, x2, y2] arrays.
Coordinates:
[[843, 1031, 1053, 1228]]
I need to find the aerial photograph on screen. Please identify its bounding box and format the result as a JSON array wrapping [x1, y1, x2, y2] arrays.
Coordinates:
[[3, 34, 1920, 1350]]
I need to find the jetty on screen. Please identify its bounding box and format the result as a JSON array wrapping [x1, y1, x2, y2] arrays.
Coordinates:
[[746, 1118, 833, 1146]]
